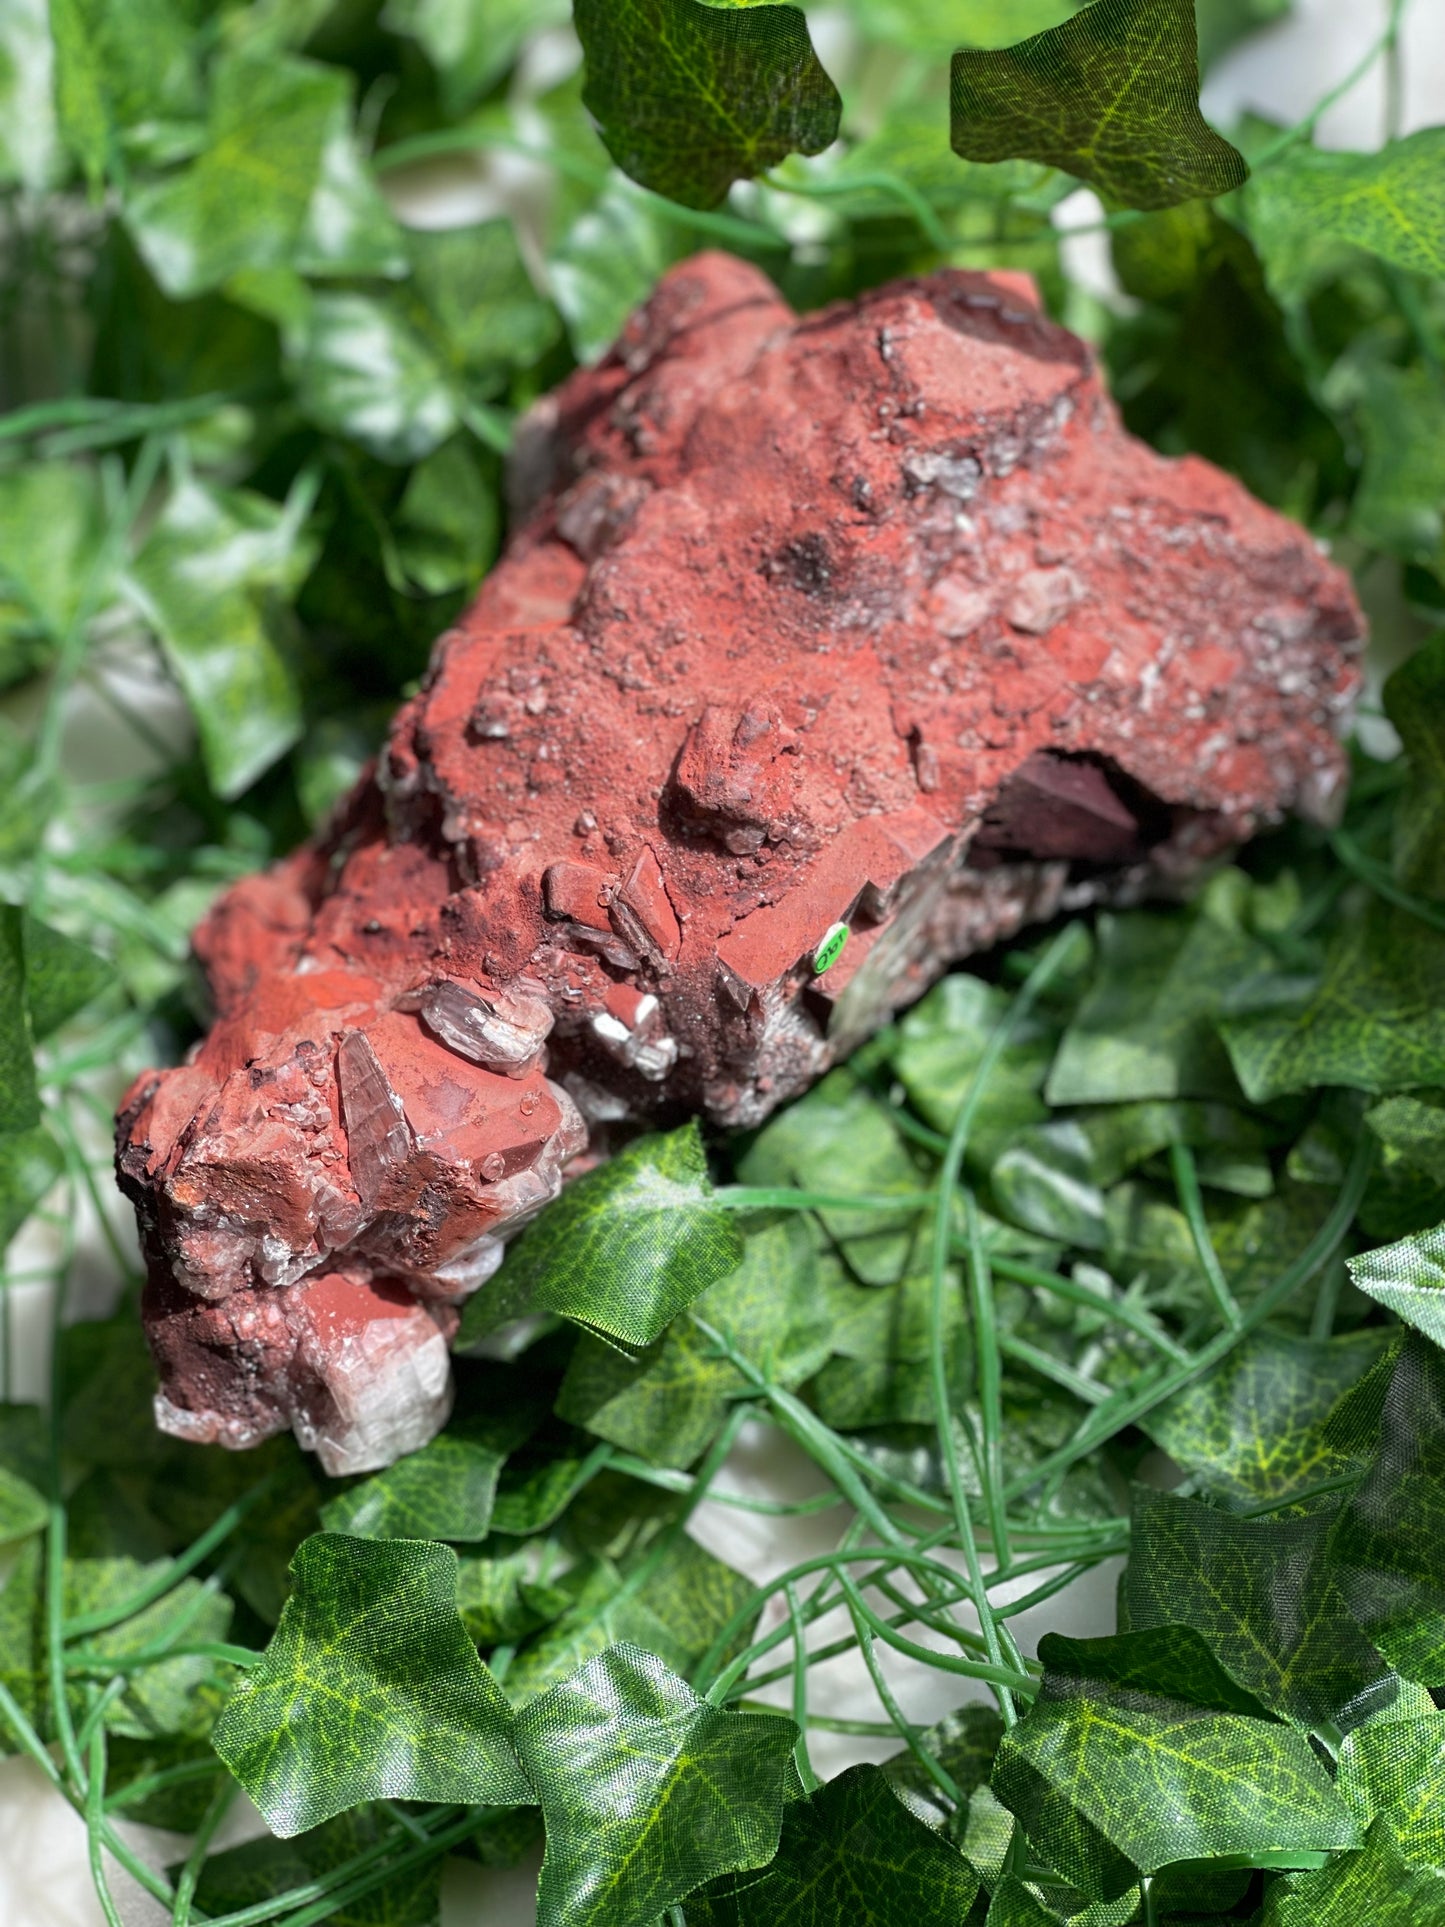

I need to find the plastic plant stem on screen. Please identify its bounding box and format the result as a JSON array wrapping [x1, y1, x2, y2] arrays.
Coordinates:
[[762, 167, 952, 254], [1330, 829, 1445, 932], [928, 924, 1082, 1723], [838, 1578, 1036, 1695], [173, 1776, 241, 1927], [64, 1483, 274, 1636], [85, 1721, 126, 1927], [192, 1814, 469, 1927], [1170, 1141, 1244, 1332], [998, 1332, 1112, 1406], [987, 1253, 1192, 1364], [715, 1185, 932, 1215], [838, 1574, 965, 1805], [785, 1581, 821, 1794], [963, 1190, 1011, 1566], [235, 1807, 493, 1927], [1004, 1130, 1374, 1501], [104, 1757, 224, 1813]]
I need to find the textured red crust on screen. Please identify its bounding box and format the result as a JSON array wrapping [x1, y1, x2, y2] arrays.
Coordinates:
[[117, 253, 1364, 1471]]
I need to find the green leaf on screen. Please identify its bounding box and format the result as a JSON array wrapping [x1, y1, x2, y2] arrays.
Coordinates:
[[0, 1466, 46, 1547], [1327, 1333, 1445, 1687], [0, 906, 39, 1136], [319, 1415, 525, 1544], [1353, 368, 1445, 579], [1047, 899, 1266, 1105], [1194, 0, 1292, 71], [123, 475, 310, 799], [884, 1705, 1005, 1832], [48, 0, 198, 189], [1122, 1485, 1397, 1729], [289, 291, 459, 463], [502, 1532, 756, 1705], [66, 1556, 237, 1740], [0, 1538, 43, 1737], [0, 1126, 84, 1249], [211, 1534, 531, 1835], [124, 49, 404, 299], [1261, 1820, 1445, 1926], [550, 181, 696, 364], [690, 1762, 980, 1923], [392, 438, 500, 597], [739, 1070, 929, 1284], [950, 0, 1247, 212], [1246, 129, 1445, 288], [514, 1641, 797, 1927], [894, 973, 1058, 1163], [22, 915, 114, 1040], [383, 0, 571, 112], [405, 218, 561, 389], [1349, 1223, 1445, 1349], [557, 1213, 832, 1467], [836, 0, 1080, 57], [0, 462, 107, 685], [0, 0, 62, 189], [573, 0, 841, 211], [984, 1875, 1066, 1926], [1222, 899, 1445, 1103], [1367, 1094, 1445, 1187], [189, 1807, 442, 1927], [1143, 1328, 1393, 1508], [459, 1123, 744, 1352], [992, 1626, 1359, 1900], [1338, 1696, 1445, 1870], [1384, 636, 1445, 900]]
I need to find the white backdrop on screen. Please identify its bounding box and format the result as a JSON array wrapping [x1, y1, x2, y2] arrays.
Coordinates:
[[2, 2, 1441, 1920]]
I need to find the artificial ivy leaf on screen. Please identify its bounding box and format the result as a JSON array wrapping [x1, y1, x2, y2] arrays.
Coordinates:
[[992, 1626, 1358, 1900], [0, 906, 38, 1136], [392, 438, 500, 598], [1353, 368, 1445, 588], [739, 1070, 928, 1284], [550, 180, 697, 364], [460, 1123, 744, 1352], [22, 915, 114, 1040], [1349, 1223, 1445, 1348], [124, 50, 404, 299], [1260, 1820, 1445, 1925], [1143, 1328, 1392, 1508], [0, 1537, 43, 1735], [0, 462, 108, 687], [0, 0, 62, 189], [289, 291, 459, 464], [456, 1536, 586, 1648], [488, 1430, 605, 1538], [189, 1807, 442, 1927], [837, 0, 1079, 56], [574, 0, 841, 211], [384, 0, 570, 112], [0, 1466, 46, 1547], [503, 1532, 755, 1706], [1327, 1332, 1445, 1686], [884, 1705, 1005, 1833], [1122, 1485, 1396, 1730], [405, 219, 562, 390], [66, 1557, 237, 1740], [1337, 1695, 1445, 1870], [211, 1535, 530, 1835], [1247, 128, 1445, 290], [893, 972, 1058, 1164], [1366, 1094, 1445, 1187], [1383, 635, 1445, 900], [987, 1876, 1064, 1924], [690, 1762, 980, 1924], [514, 1642, 797, 1927], [319, 1415, 526, 1543], [1047, 897, 1265, 1105], [123, 475, 310, 799], [1222, 897, 1445, 1102], [950, 0, 1247, 212], [48, 0, 197, 190], [557, 1213, 832, 1467], [1194, 0, 1292, 71]]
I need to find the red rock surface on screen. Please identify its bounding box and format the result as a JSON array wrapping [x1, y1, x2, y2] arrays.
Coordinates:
[[117, 252, 1364, 1472]]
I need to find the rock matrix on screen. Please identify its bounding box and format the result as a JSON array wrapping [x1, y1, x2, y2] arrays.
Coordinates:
[[117, 252, 1363, 1472]]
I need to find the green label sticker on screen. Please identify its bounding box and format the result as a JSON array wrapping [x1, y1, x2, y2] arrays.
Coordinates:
[[813, 922, 849, 975]]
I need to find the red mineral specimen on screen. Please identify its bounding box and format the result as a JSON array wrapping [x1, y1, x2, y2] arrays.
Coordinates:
[[117, 253, 1364, 1471]]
